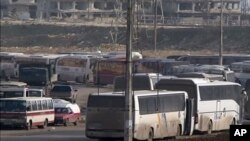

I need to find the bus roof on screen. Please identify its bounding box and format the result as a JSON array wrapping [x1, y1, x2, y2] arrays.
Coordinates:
[[53, 99, 72, 107], [0, 97, 52, 101], [0, 81, 27, 87], [90, 90, 188, 97], [156, 77, 240, 86]]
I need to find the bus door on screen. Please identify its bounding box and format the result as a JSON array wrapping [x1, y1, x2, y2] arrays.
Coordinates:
[[184, 98, 194, 135]]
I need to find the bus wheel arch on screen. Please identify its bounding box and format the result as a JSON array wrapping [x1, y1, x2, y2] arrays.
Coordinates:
[[231, 118, 236, 125], [206, 120, 213, 134], [26, 120, 32, 130], [147, 127, 154, 141], [42, 119, 48, 128], [176, 124, 182, 137]]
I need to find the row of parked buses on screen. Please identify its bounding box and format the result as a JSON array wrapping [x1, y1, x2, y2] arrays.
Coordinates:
[[85, 77, 248, 140], [1, 52, 250, 86]]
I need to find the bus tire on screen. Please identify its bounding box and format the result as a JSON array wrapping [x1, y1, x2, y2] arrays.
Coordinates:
[[26, 121, 32, 130], [42, 119, 48, 129], [64, 119, 69, 127], [73, 119, 78, 126], [147, 128, 154, 141], [176, 125, 182, 137], [206, 121, 213, 134], [231, 118, 236, 126]]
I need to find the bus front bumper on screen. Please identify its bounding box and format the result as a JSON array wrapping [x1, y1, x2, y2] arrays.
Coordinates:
[[86, 130, 124, 138], [0, 118, 26, 127]]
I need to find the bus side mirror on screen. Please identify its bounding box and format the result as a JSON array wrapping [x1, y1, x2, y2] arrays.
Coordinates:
[[242, 90, 248, 101]]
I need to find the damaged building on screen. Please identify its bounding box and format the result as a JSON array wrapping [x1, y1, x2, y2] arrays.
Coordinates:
[[0, 0, 249, 25], [0, 0, 37, 20]]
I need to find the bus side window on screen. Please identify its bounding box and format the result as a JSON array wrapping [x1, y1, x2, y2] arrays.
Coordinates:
[[26, 91, 29, 97], [31, 101, 37, 111], [27, 101, 31, 111], [48, 100, 53, 109], [37, 100, 42, 110]]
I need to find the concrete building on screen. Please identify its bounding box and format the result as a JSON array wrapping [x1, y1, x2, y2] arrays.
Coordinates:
[[162, 0, 242, 25], [36, 0, 126, 20], [0, 0, 37, 19], [0, 0, 249, 25]]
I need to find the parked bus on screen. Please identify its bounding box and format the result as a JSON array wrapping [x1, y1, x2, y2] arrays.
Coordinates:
[[17, 54, 63, 87], [155, 78, 244, 133], [0, 52, 25, 79], [85, 90, 193, 140], [93, 59, 138, 85], [0, 97, 54, 130], [170, 64, 235, 82], [175, 54, 250, 65], [0, 87, 29, 98], [113, 73, 176, 92], [136, 58, 189, 75], [0, 87, 44, 98], [230, 61, 250, 86], [55, 55, 92, 83], [243, 79, 250, 124]]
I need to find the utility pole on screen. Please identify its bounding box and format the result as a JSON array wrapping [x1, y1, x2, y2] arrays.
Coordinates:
[[154, 0, 158, 54], [219, 0, 223, 65], [124, 0, 134, 140]]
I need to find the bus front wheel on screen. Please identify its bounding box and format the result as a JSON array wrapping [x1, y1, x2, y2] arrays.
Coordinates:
[[206, 121, 213, 134], [26, 121, 32, 130], [42, 119, 48, 129], [147, 128, 153, 141]]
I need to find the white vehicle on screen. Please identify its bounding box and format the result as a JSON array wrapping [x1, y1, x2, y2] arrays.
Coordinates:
[[53, 99, 81, 126], [0, 52, 25, 79], [0, 97, 54, 130], [28, 88, 45, 97], [16, 53, 66, 88], [155, 78, 243, 133], [0, 81, 27, 87], [103, 51, 143, 60], [113, 73, 176, 92], [55, 55, 92, 83], [0, 87, 44, 98], [0, 87, 29, 98], [86, 90, 193, 140]]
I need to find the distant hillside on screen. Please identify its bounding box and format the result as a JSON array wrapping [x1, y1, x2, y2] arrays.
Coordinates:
[[1, 22, 250, 53]]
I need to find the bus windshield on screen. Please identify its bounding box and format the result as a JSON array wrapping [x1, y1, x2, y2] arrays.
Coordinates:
[[0, 100, 26, 112], [0, 91, 24, 98], [28, 90, 42, 97], [87, 95, 124, 108], [114, 76, 151, 92]]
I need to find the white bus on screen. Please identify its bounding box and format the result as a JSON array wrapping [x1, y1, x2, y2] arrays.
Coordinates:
[[0, 97, 54, 130], [55, 55, 92, 83], [155, 78, 243, 134], [0, 87, 29, 98], [85, 90, 193, 140]]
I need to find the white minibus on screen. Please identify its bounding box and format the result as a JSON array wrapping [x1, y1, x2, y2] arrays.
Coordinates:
[[0, 97, 54, 130]]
